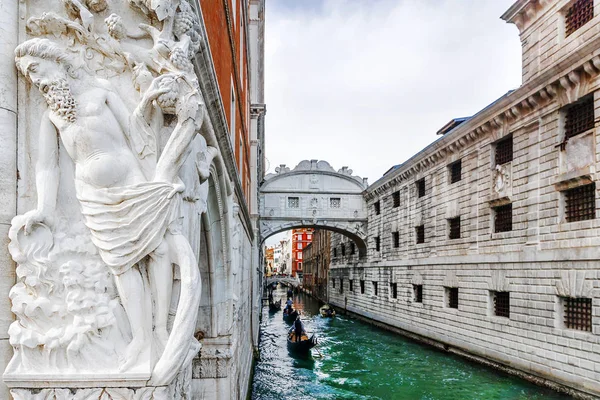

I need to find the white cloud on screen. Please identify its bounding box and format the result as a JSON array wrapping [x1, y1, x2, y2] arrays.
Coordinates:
[[264, 0, 522, 185]]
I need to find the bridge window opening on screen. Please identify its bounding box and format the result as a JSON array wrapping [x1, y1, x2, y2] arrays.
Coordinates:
[[494, 135, 513, 166], [416, 178, 426, 198], [564, 96, 594, 140], [349, 279, 354, 292], [288, 197, 299, 208], [565, 0, 594, 37], [448, 217, 461, 239], [413, 285, 423, 303], [375, 236, 381, 251], [372, 281, 378, 296], [341, 243, 346, 256], [330, 197, 341, 208], [449, 160, 462, 184], [492, 291, 510, 318], [350, 243, 356, 255], [446, 287, 459, 309], [493, 203, 513, 233], [360, 280, 365, 294], [562, 297, 592, 331], [392, 232, 400, 248], [564, 183, 596, 222], [374, 201, 381, 215], [391, 282, 398, 299], [392, 191, 400, 208], [416, 225, 425, 244]]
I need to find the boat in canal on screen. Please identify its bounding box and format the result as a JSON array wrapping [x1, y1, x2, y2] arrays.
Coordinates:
[[319, 304, 335, 318], [269, 299, 281, 312], [287, 327, 317, 354], [282, 308, 299, 322]]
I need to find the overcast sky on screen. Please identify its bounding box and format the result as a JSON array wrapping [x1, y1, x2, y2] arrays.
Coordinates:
[[263, 0, 522, 246]]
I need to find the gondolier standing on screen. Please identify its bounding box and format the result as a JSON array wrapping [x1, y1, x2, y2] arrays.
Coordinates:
[[293, 315, 305, 342]]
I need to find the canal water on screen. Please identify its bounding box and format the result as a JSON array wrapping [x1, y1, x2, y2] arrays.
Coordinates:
[[251, 287, 572, 400]]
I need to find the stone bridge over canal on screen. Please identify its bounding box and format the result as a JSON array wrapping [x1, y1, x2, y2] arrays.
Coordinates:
[[258, 160, 369, 254]]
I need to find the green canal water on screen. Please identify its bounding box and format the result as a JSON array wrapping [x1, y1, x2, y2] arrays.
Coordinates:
[[251, 287, 572, 400]]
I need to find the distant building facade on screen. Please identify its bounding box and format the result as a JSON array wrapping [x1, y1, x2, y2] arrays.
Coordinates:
[[329, 0, 600, 398], [291, 228, 314, 278], [303, 230, 331, 301]]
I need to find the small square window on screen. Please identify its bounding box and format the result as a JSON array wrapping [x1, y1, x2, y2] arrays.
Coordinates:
[[563, 297, 592, 331], [360, 280, 365, 294], [494, 204, 513, 233], [495, 136, 513, 166], [413, 285, 423, 303], [416, 225, 425, 244], [349, 279, 353, 292], [448, 217, 460, 239], [492, 291, 510, 318], [391, 282, 398, 299], [564, 183, 596, 222], [392, 191, 400, 208], [446, 287, 458, 309], [288, 197, 300, 208], [416, 178, 426, 198], [374, 201, 381, 215], [375, 236, 380, 251], [449, 160, 462, 184], [330, 197, 341, 208], [392, 232, 400, 248], [565, 0, 594, 37], [372, 281, 378, 296]]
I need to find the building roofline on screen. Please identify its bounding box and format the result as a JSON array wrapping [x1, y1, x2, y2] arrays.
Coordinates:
[[500, 0, 531, 23]]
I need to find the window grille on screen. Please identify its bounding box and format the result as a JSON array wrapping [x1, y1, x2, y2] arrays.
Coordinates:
[[416, 225, 425, 244], [564, 297, 592, 331], [449, 160, 462, 184], [360, 280, 365, 294], [447, 287, 458, 309], [417, 178, 426, 198], [392, 231, 400, 248], [330, 197, 341, 208], [392, 191, 400, 208], [493, 291, 510, 318], [413, 285, 423, 303], [494, 203, 513, 233], [375, 236, 380, 251], [391, 283, 398, 299], [495, 136, 513, 166], [565, 183, 596, 222], [349, 279, 353, 292], [449, 217, 460, 239], [373, 281, 378, 296], [565, 97, 594, 140], [288, 197, 299, 208], [565, 0, 594, 37], [341, 244, 346, 256], [374, 201, 381, 215]]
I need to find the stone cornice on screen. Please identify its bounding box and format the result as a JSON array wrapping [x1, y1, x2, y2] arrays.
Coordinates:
[[501, 0, 554, 33], [366, 33, 600, 202]]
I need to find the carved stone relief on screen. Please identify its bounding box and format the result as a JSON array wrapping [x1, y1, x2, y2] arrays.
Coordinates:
[[555, 270, 594, 298], [492, 163, 512, 199]]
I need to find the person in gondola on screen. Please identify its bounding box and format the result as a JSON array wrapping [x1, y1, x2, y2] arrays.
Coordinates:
[[268, 292, 274, 304], [287, 288, 293, 298], [326, 308, 333, 317], [293, 315, 305, 342]]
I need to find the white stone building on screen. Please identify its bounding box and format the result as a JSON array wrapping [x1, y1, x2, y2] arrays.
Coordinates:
[[329, 0, 600, 398]]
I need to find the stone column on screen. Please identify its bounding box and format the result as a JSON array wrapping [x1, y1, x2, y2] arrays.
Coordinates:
[[0, 1, 18, 398]]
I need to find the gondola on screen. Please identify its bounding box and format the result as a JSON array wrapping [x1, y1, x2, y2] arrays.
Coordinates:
[[287, 328, 317, 354], [319, 304, 336, 318], [268, 299, 281, 312], [282, 309, 299, 322]]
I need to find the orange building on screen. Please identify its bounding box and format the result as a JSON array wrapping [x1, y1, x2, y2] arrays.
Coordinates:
[[291, 228, 313, 278]]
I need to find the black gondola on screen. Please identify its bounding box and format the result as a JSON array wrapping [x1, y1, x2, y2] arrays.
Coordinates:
[[287, 327, 317, 354], [269, 299, 281, 312], [282, 309, 298, 322]]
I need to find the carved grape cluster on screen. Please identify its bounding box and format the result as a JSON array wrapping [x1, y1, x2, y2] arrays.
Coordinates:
[[170, 47, 193, 72], [105, 13, 125, 39], [156, 76, 179, 115], [173, 9, 195, 39]]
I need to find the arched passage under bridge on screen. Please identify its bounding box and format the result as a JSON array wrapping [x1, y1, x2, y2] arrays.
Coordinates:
[[259, 160, 368, 255]]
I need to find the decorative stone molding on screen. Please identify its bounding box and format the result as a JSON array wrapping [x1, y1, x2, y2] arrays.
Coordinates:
[[555, 270, 594, 298], [553, 168, 594, 191], [492, 163, 513, 200], [265, 159, 368, 187], [488, 271, 511, 292], [443, 271, 459, 288], [411, 272, 424, 286], [11, 387, 174, 400]]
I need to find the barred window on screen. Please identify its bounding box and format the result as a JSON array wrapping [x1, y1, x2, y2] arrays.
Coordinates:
[[375, 236, 380, 251], [565, 97, 594, 140], [330, 197, 341, 208], [392, 191, 400, 208], [392, 231, 400, 248], [449, 160, 462, 184], [288, 197, 299, 208], [372, 281, 378, 296], [446, 287, 458, 309], [360, 280, 365, 294], [493, 291, 510, 318], [416, 225, 425, 244], [565, 0, 594, 37], [494, 203, 513, 233], [413, 285, 423, 303], [448, 217, 460, 239], [495, 136, 513, 166], [391, 282, 398, 299], [565, 183, 596, 222], [416, 178, 426, 198], [374, 201, 381, 215], [563, 297, 592, 332]]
